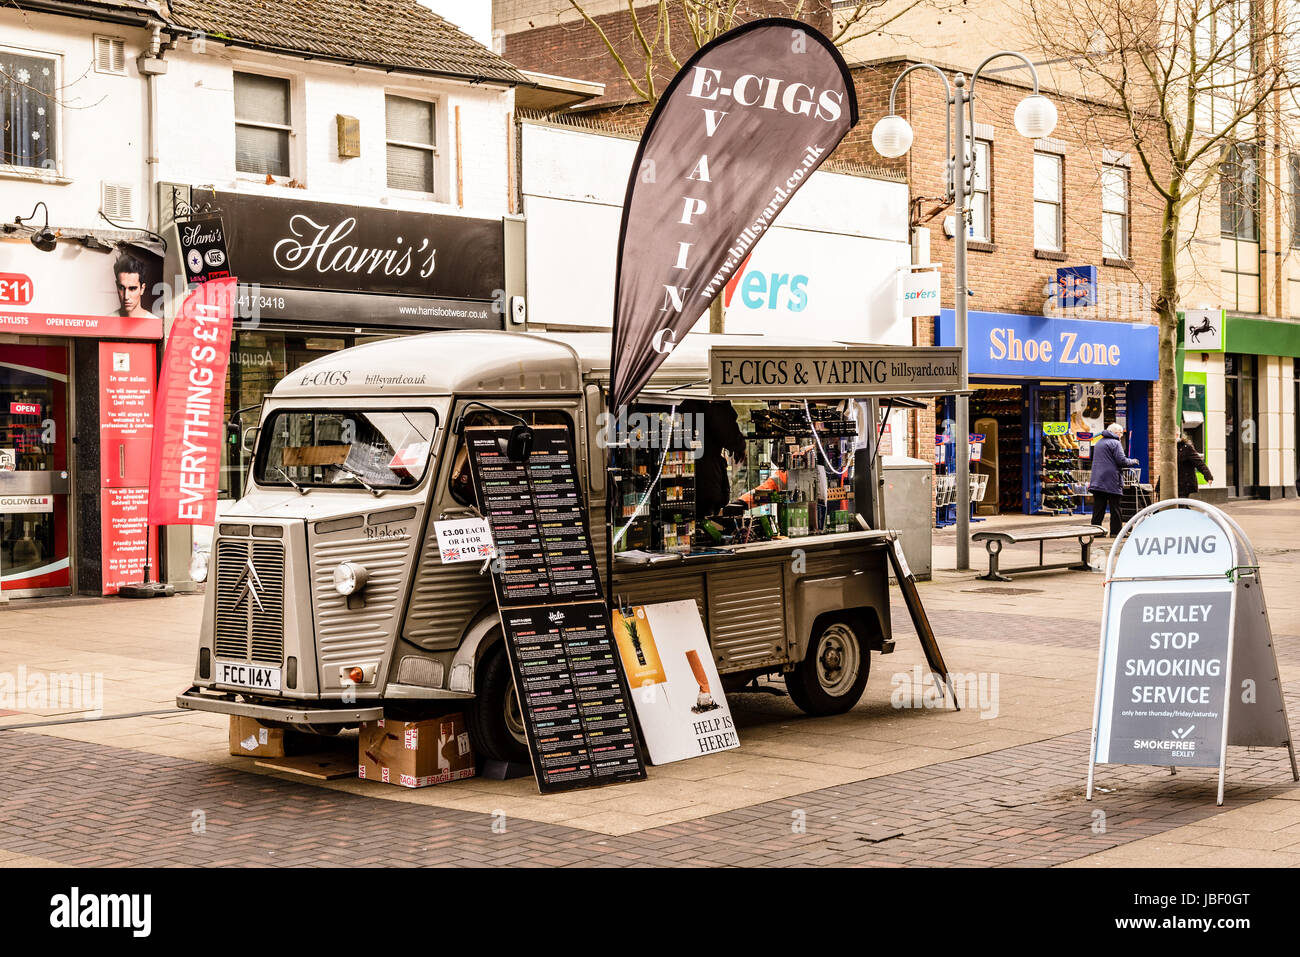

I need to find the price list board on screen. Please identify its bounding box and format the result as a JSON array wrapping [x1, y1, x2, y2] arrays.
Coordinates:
[[501, 603, 644, 791], [467, 425, 599, 605], [467, 425, 646, 793]]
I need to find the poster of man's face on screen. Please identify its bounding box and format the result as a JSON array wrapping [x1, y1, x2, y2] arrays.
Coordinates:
[[112, 246, 162, 320]]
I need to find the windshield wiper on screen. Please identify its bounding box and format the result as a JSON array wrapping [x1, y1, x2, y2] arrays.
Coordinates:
[[270, 466, 309, 495], [336, 462, 385, 497]]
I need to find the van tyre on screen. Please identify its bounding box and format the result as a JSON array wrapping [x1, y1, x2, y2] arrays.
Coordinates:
[[786, 617, 869, 716], [467, 641, 530, 765]]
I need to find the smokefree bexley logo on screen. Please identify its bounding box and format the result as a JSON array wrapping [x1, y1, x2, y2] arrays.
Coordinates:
[[49, 887, 151, 937]]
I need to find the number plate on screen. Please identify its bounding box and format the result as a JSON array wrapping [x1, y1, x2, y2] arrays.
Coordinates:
[[216, 662, 282, 691]]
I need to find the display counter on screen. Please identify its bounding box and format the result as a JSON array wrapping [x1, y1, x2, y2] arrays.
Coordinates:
[[615, 527, 892, 569]]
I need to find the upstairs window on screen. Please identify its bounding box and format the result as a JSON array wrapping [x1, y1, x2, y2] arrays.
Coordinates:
[[1, 50, 58, 170], [1221, 142, 1259, 241], [386, 94, 437, 192], [1034, 151, 1063, 251], [1101, 164, 1129, 259], [1290, 153, 1300, 248], [969, 139, 991, 242], [234, 71, 291, 177]]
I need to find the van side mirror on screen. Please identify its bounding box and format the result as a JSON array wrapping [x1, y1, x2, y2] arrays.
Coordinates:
[[241, 426, 260, 455], [498, 424, 533, 462]]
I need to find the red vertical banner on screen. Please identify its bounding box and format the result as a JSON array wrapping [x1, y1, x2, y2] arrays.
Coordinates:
[[99, 342, 157, 594], [148, 277, 237, 527]]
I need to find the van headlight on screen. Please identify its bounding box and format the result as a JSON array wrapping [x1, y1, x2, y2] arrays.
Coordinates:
[[190, 549, 209, 583], [333, 561, 369, 596]]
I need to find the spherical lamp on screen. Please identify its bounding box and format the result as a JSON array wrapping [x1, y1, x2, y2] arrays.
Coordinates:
[[871, 114, 915, 158], [1014, 94, 1058, 139]]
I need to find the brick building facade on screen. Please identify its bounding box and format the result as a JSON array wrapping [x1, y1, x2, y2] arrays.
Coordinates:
[[498, 4, 1164, 512]]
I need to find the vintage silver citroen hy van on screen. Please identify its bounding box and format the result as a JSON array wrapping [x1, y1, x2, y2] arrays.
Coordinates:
[[177, 330, 940, 764]]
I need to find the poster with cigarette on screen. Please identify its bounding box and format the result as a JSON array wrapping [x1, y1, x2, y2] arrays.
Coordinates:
[[612, 600, 739, 765]]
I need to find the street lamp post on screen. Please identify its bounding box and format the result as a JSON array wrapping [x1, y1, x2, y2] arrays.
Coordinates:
[[872, 52, 1057, 570]]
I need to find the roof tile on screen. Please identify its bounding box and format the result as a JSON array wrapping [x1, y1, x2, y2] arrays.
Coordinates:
[[167, 0, 525, 84]]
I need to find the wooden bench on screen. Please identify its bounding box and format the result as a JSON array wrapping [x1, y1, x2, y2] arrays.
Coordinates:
[[971, 523, 1105, 582]]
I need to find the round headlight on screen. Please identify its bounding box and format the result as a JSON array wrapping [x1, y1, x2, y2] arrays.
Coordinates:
[[333, 561, 369, 596], [190, 549, 209, 584]]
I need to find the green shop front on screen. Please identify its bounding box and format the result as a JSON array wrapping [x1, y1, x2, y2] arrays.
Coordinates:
[[1180, 312, 1300, 499]]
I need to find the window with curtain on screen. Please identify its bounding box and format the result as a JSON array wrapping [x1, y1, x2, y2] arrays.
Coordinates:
[[969, 139, 991, 242], [234, 72, 291, 177], [1, 50, 57, 170], [1101, 164, 1129, 259], [1221, 142, 1259, 241], [1033, 151, 1063, 251], [386, 95, 436, 193]]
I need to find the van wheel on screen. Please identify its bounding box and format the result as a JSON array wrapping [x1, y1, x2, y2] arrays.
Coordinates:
[[466, 641, 530, 765], [786, 617, 870, 716]]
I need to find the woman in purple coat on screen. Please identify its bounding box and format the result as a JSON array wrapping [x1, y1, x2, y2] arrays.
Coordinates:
[[1089, 423, 1139, 535]]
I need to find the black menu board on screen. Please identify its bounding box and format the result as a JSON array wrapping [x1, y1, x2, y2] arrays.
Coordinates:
[[501, 603, 643, 789], [468, 425, 600, 605], [466, 424, 646, 793]]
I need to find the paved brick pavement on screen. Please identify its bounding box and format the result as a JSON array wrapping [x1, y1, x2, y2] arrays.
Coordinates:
[[2, 713, 1295, 867], [3, 498, 1300, 865]]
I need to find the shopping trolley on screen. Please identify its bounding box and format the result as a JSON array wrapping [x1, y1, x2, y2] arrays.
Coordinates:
[[1122, 466, 1154, 512]]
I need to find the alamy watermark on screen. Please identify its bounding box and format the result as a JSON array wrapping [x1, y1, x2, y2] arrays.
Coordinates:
[[1042, 280, 1151, 321], [596, 408, 704, 459], [0, 666, 103, 717], [890, 666, 1000, 719]]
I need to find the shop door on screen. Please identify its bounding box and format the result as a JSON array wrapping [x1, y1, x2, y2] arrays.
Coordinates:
[[0, 344, 71, 596], [1027, 384, 1073, 515]]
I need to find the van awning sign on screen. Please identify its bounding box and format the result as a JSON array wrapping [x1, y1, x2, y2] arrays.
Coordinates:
[[707, 345, 962, 397]]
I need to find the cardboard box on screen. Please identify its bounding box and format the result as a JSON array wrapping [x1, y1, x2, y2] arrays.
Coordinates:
[[358, 713, 476, 788], [229, 715, 297, 758]]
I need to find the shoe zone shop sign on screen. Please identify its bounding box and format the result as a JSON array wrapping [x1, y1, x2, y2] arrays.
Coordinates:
[[1087, 501, 1297, 805], [936, 309, 1158, 380]]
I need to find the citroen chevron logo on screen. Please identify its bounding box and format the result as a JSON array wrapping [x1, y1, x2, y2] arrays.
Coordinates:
[[233, 557, 265, 612]]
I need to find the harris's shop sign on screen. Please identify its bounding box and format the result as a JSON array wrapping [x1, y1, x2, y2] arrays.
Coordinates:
[[937, 309, 1158, 381], [208, 191, 504, 301], [608, 18, 858, 408]]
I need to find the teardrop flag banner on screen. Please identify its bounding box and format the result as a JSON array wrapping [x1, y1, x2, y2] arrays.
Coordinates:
[[148, 276, 238, 527], [608, 18, 858, 409]]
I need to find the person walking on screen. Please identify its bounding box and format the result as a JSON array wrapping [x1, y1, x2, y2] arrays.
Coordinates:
[[1089, 423, 1139, 535], [1177, 432, 1213, 498]]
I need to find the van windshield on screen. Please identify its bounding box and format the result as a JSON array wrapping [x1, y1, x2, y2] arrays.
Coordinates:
[[256, 409, 439, 490]]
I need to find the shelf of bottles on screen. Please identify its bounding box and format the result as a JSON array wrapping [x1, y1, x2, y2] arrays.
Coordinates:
[[612, 408, 698, 553], [734, 403, 857, 540]]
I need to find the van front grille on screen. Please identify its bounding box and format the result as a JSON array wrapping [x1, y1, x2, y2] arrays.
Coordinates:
[[215, 538, 285, 665]]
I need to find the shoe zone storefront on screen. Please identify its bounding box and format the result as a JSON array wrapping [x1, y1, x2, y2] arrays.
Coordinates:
[[935, 309, 1158, 515]]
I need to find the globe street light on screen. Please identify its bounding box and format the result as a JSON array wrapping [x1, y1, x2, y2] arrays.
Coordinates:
[[871, 51, 1056, 571]]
